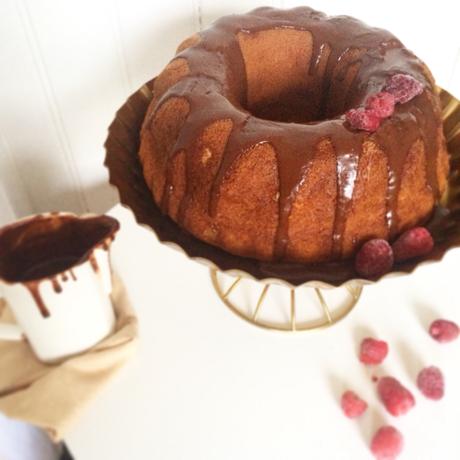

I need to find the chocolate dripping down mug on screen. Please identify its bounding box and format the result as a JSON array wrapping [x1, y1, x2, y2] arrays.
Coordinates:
[[0, 213, 119, 362]]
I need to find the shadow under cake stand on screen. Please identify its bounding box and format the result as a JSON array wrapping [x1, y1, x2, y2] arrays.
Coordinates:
[[105, 80, 460, 332]]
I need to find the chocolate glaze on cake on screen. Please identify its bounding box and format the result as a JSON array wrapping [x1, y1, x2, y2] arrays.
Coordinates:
[[140, 6, 448, 263]]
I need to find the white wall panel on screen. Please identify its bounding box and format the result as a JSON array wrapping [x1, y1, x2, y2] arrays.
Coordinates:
[[115, 0, 196, 90], [0, 131, 32, 222], [0, 0, 197, 220], [0, 0, 88, 215], [17, 0, 132, 214]]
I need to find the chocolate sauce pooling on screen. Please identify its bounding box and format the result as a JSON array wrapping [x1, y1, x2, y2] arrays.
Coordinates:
[[0, 214, 119, 317], [147, 6, 443, 260]]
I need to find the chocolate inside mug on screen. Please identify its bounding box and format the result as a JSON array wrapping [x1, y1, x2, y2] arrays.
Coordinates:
[[0, 214, 119, 316]]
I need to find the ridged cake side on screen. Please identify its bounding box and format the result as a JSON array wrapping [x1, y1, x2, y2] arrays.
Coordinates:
[[139, 7, 449, 262]]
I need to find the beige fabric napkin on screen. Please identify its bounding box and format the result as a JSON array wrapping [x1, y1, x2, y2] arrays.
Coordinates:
[[0, 274, 138, 442]]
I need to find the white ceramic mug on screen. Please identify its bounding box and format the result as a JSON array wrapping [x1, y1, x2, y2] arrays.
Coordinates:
[[0, 213, 120, 362]]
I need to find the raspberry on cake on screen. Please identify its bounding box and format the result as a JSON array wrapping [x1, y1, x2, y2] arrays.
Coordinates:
[[365, 92, 396, 118], [385, 74, 424, 104], [345, 108, 381, 132], [392, 227, 434, 262], [355, 239, 394, 278]]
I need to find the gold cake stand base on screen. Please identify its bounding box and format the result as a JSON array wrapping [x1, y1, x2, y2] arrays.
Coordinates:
[[210, 269, 363, 332]]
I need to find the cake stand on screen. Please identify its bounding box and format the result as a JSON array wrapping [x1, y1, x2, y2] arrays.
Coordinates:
[[104, 80, 460, 332]]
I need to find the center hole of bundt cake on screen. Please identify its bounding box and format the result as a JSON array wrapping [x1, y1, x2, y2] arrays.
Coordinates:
[[247, 89, 317, 123], [237, 29, 355, 123]]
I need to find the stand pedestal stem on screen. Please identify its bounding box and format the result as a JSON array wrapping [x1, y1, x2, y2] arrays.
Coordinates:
[[210, 269, 363, 332]]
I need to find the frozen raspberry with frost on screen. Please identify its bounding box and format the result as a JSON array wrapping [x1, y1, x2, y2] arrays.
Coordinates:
[[371, 425, 404, 460], [378, 377, 415, 416], [360, 338, 389, 365], [429, 319, 459, 343], [341, 390, 368, 418], [345, 108, 381, 132], [355, 239, 394, 278], [366, 91, 396, 118], [384, 73, 424, 104], [392, 227, 434, 262], [417, 366, 444, 400]]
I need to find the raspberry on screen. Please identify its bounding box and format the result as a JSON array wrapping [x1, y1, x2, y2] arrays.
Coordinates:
[[429, 319, 459, 343], [359, 338, 389, 365], [384, 73, 424, 104], [355, 239, 394, 278], [366, 92, 396, 118], [345, 107, 381, 132], [341, 390, 368, 418], [377, 377, 415, 416], [371, 425, 404, 460], [417, 366, 444, 400], [392, 227, 434, 262]]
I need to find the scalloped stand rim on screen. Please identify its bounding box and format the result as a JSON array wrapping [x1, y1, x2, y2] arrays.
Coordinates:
[[104, 80, 460, 331], [104, 80, 460, 289]]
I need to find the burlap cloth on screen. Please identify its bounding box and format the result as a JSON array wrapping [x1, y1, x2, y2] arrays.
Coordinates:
[[0, 274, 138, 441]]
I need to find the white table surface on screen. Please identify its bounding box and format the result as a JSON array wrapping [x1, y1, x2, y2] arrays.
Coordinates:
[[66, 204, 460, 460]]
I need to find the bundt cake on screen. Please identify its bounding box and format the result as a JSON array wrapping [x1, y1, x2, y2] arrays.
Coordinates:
[[139, 6, 449, 263]]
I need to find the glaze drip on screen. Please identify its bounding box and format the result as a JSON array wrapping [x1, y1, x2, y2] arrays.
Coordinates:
[[26, 282, 50, 318], [148, 6, 443, 260]]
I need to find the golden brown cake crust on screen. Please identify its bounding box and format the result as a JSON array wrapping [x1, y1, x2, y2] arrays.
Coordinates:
[[139, 6, 449, 263]]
